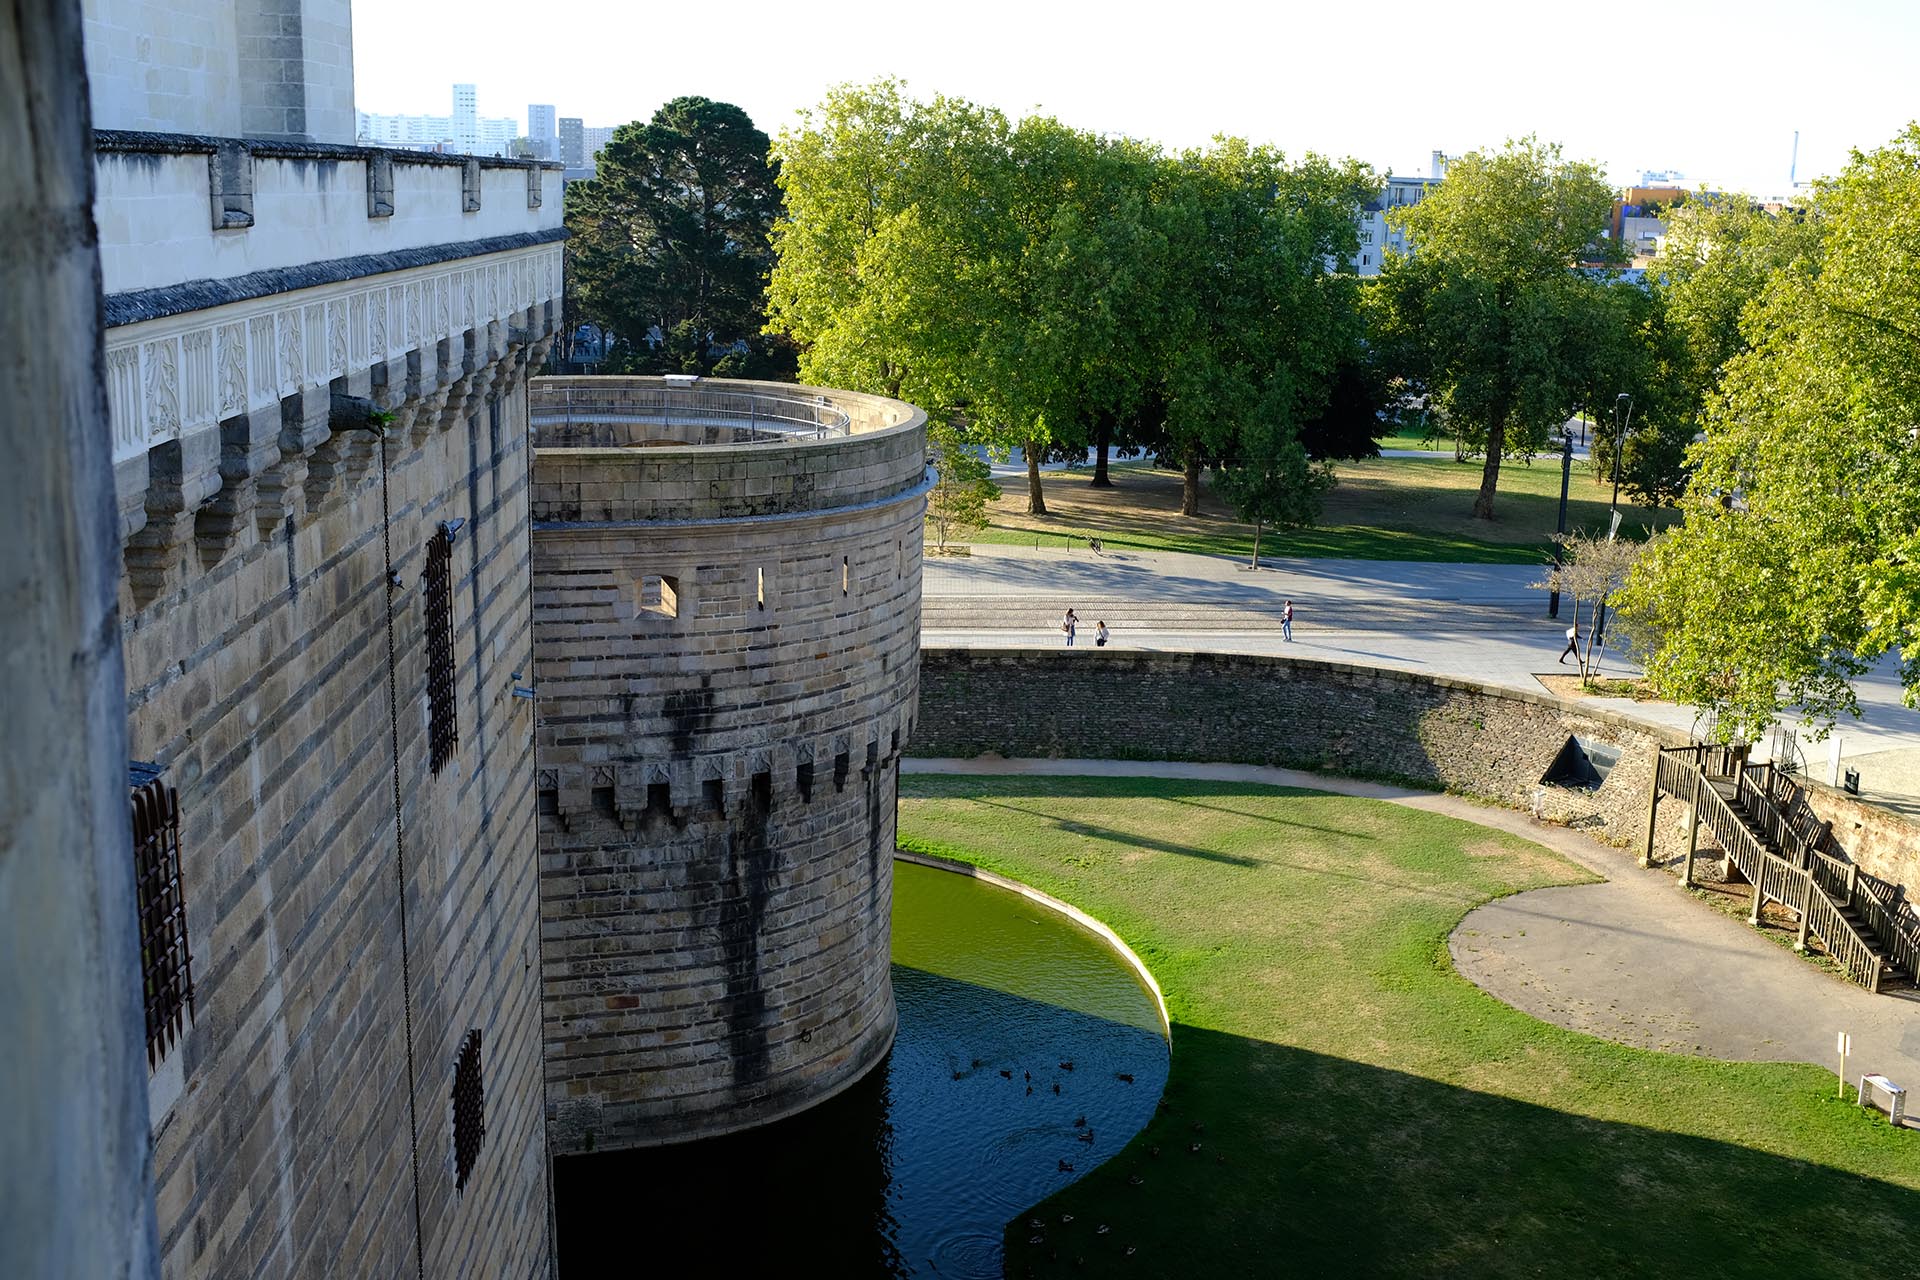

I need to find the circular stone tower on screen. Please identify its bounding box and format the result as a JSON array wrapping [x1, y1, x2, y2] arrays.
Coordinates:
[[529, 376, 927, 1152]]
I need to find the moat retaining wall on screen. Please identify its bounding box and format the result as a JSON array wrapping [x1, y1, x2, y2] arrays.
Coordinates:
[[532, 378, 927, 1153], [912, 649, 1919, 917], [911, 648, 1692, 855]]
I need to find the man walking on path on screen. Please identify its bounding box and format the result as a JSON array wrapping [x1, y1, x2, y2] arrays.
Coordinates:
[[1282, 599, 1294, 642], [1062, 608, 1079, 647], [1559, 621, 1580, 665]]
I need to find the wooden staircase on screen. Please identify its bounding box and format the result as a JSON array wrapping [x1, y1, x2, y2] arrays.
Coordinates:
[[1651, 745, 1920, 993]]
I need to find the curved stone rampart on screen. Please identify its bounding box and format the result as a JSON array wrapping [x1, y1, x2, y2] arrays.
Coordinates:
[[912, 647, 1689, 852], [533, 377, 927, 1153]]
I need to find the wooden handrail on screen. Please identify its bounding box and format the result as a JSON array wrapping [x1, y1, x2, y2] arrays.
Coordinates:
[[1666, 746, 1890, 991]]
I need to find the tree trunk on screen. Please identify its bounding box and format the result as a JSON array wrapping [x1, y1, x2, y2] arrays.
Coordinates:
[[1181, 452, 1202, 517], [1026, 442, 1047, 516], [1472, 416, 1505, 520], [1250, 520, 1263, 570], [1091, 422, 1113, 488]]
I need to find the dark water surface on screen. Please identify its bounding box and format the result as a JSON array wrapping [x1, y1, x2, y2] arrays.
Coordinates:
[[555, 860, 1169, 1277]]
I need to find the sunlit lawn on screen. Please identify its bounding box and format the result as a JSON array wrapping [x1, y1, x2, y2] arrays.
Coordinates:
[[897, 774, 1920, 1277], [964, 456, 1681, 564]]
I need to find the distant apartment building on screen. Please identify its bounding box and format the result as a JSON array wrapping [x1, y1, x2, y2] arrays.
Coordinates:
[[1352, 151, 1449, 276], [529, 102, 557, 159], [453, 81, 477, 150], [585, 124, 618, 159], [358, 82, 518, 155], [1610, 184, 1688, 265], [559, 115, 585, 168], [356, 108, 518, 154]]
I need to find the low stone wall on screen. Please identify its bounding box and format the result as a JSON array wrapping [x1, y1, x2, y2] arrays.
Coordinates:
[[1803, 782, 1920, 914], [913, 648, 1692, 856]]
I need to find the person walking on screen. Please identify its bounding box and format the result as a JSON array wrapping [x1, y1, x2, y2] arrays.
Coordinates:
[[1094, 620, 1110, 648], [1062, 608, 1078, 647], [1559, 620, 1580, 665], [1282, 599, 1294, 643]]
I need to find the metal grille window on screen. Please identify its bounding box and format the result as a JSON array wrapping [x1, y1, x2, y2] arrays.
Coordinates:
[[130, 770, 194, 1067], [425, 526, 458, 772], [452, 1029, 485, 1191]]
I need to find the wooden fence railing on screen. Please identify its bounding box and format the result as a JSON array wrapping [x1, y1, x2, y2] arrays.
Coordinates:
[[1856, 876, 1920, 983], [1658, 746, 1888, 992]]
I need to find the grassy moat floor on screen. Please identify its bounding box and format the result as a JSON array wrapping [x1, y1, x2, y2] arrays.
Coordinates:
[[896, 775, 1920, 1278]]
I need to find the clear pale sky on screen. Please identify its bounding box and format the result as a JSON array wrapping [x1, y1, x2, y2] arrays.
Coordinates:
[[353, 0, 1918, 195]]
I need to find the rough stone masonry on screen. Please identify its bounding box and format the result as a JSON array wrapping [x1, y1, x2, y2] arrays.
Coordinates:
[[530, 378, 929, 1153]]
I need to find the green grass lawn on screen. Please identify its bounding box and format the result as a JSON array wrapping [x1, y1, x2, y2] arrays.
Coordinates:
[[964, 456, 1681, 564], [897, 775, 1920, 1277]]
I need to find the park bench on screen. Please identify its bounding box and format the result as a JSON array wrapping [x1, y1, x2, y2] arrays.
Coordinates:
[[1859, 1073, 1908, 1126]]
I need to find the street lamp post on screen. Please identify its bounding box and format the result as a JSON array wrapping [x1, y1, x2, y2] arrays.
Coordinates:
[[1549, 427, 1572, 618], [1593, 392, 1633, 648], [1608, 391, 1632, 517]]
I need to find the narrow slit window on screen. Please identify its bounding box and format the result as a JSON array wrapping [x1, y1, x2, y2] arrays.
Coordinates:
[[756, 566, 765, 611], [130, 772, 194, 1068], [451, 1029, 485, 1192], [425, 526, 458, 772], [638, 573, 679, 619], [841, 555, 850, 596]]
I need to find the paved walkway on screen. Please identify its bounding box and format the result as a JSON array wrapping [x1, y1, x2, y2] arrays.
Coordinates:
[[903, 757, 1920, 1115], [921, 546, 1920, 782]]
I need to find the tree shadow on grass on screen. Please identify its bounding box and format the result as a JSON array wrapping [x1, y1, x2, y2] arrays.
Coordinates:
[[1168, 796, 1383, 841], [1010, 1024, 1920, 1278], [968, 797, 1262, 868]]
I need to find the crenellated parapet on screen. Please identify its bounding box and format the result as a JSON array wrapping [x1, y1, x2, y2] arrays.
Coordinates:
[[97, 131, 563, 606]]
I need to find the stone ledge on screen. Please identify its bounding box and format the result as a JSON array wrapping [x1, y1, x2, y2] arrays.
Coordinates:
[[95, 128, 565, 170], [105, 228, 568, 329]]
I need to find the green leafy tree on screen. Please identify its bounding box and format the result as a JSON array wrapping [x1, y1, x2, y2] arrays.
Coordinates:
[[1214, 411, 1336, 568], [769, 83, 1014, 416], [769, 83, 1166, 516], [925, 419, 999, 551], [1574, 281, 1696, 506], [1375, 138, 1621, 519], [1155, 142, 1374, 515], [1654, 194, 1821, 409], [1617, 126, 1920, 738], [566, 97, 782, 373]]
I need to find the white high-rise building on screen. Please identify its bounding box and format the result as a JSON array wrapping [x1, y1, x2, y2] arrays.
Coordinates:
[[453, 82, 478, 152]]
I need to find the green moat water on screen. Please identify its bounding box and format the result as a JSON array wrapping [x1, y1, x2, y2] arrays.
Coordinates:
[[555, 859, 1169, 1277]]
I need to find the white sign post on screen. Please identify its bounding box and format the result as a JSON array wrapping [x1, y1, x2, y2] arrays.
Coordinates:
[[1837, 1031, 1852, 1097]]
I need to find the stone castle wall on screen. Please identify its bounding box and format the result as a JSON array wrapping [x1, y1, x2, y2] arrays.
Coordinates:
[[120, 298, 558, 1274], [913, 646, 1919, 924], [912, 648, 1690, 854], [532, 380, 928, 1153]]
